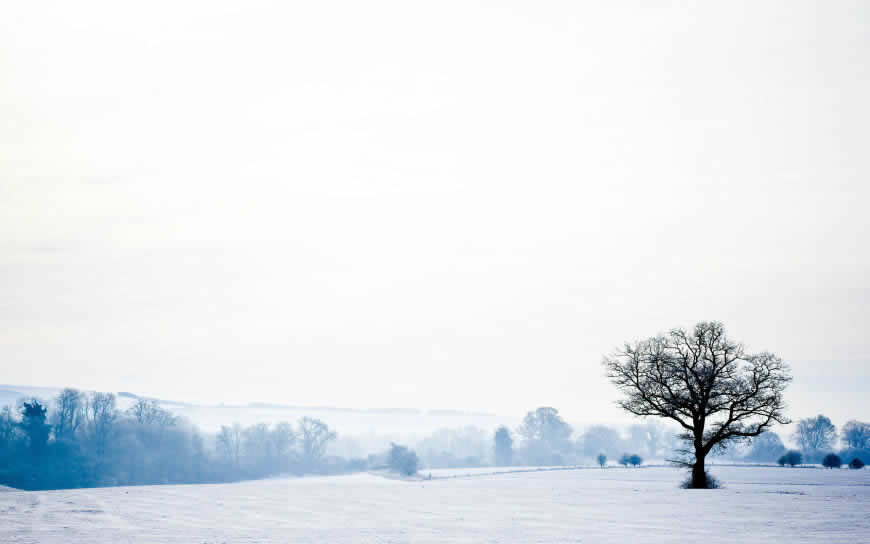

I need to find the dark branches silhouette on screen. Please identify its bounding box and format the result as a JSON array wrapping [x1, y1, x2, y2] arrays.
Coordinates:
[[604, 321, 791, 488]]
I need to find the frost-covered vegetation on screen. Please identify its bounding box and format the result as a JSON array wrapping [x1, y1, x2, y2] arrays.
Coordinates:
[[0, 389, 351, 490], [2, 383, 867, 491]]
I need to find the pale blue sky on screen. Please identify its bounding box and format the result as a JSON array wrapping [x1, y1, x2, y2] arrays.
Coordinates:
[[1, 1, 868, 425]]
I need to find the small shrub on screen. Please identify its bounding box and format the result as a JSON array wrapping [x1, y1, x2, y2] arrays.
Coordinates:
[[618, 453, 631, 467], [822, 453, 842, 469], [777, 450, 802, 467], [849, 458, 865, 469], [628, 454, 643, 467], [597, 454, 607, 468], [387, 443, 419, 476]]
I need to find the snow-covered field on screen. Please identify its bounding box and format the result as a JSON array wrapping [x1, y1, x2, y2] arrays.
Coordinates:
[[1, 466, 868, 543]]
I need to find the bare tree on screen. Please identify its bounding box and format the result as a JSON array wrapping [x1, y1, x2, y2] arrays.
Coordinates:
[[0, 406, 16, 449], [604, 321, 791, 488], [128, 399, 176, 447], [129, 399, 174, 427], [840, 420, 869, 449], [242, 423, 274, 474], [85, 392, 118, 458], [793, 415, 836, 452], [52, 388, 83, 441], [517, 407, 573, 456], [270, 421, 296, 468], [217, 423, 243, 469], [297, 417, 336, 469]]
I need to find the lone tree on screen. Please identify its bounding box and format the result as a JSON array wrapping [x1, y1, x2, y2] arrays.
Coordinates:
[[604, 321, 791, 488], [597, 453, 607, 468]]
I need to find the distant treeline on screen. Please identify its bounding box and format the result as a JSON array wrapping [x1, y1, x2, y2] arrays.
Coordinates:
[[743, 414, 870, 467], [2, 391, 868, 491], [407, 408, 870, 470], [0, 388, 355, 490]]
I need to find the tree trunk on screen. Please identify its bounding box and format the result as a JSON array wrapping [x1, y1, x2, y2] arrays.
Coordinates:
[[691, 453, 707, 489]]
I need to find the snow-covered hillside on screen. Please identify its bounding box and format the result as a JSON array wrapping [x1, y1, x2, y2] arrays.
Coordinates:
[[1, 466, 867, 543]]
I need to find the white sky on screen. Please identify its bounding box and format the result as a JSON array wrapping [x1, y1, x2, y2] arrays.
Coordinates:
[[1, 1, 868, 425]]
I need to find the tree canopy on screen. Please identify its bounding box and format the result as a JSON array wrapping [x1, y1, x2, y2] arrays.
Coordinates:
[[604, 321, 791, 488]]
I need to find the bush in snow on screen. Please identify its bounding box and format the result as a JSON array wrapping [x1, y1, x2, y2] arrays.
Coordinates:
[[597, 453, 607, 468], [822, 453, 842, 469], [777, 450, 802, 467], [628, 454, 643, 467], [849, 458, 865, 469], [387, 443, 419, 476]]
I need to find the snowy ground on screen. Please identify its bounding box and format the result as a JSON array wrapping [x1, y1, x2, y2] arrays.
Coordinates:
[[1, 466, 868, 543]]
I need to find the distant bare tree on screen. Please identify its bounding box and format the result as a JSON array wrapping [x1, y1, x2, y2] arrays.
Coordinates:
[[129, 399, 174, 427], [85, 392, 118, 457], [793, 415, 836, 452], [604, 321, 791, 488], [271, 421, 296, 466], [298, 417, 336, 469], [51, 388, 84, 441], [0, 406, 16, 449], [841, 420, 870, 449], [217, 423, 243, 469], [517, 407, 573, 464], [242, 423, 273, 473], [128, 399, 176, 447]]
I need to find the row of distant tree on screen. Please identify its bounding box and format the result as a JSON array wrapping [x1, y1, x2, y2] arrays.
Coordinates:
[[488, 407, 679, 469], [467, 409, 870, 472], [0, 388, 359, 490], [743, 415, 870, 465], [2, 388, 867, 489]]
